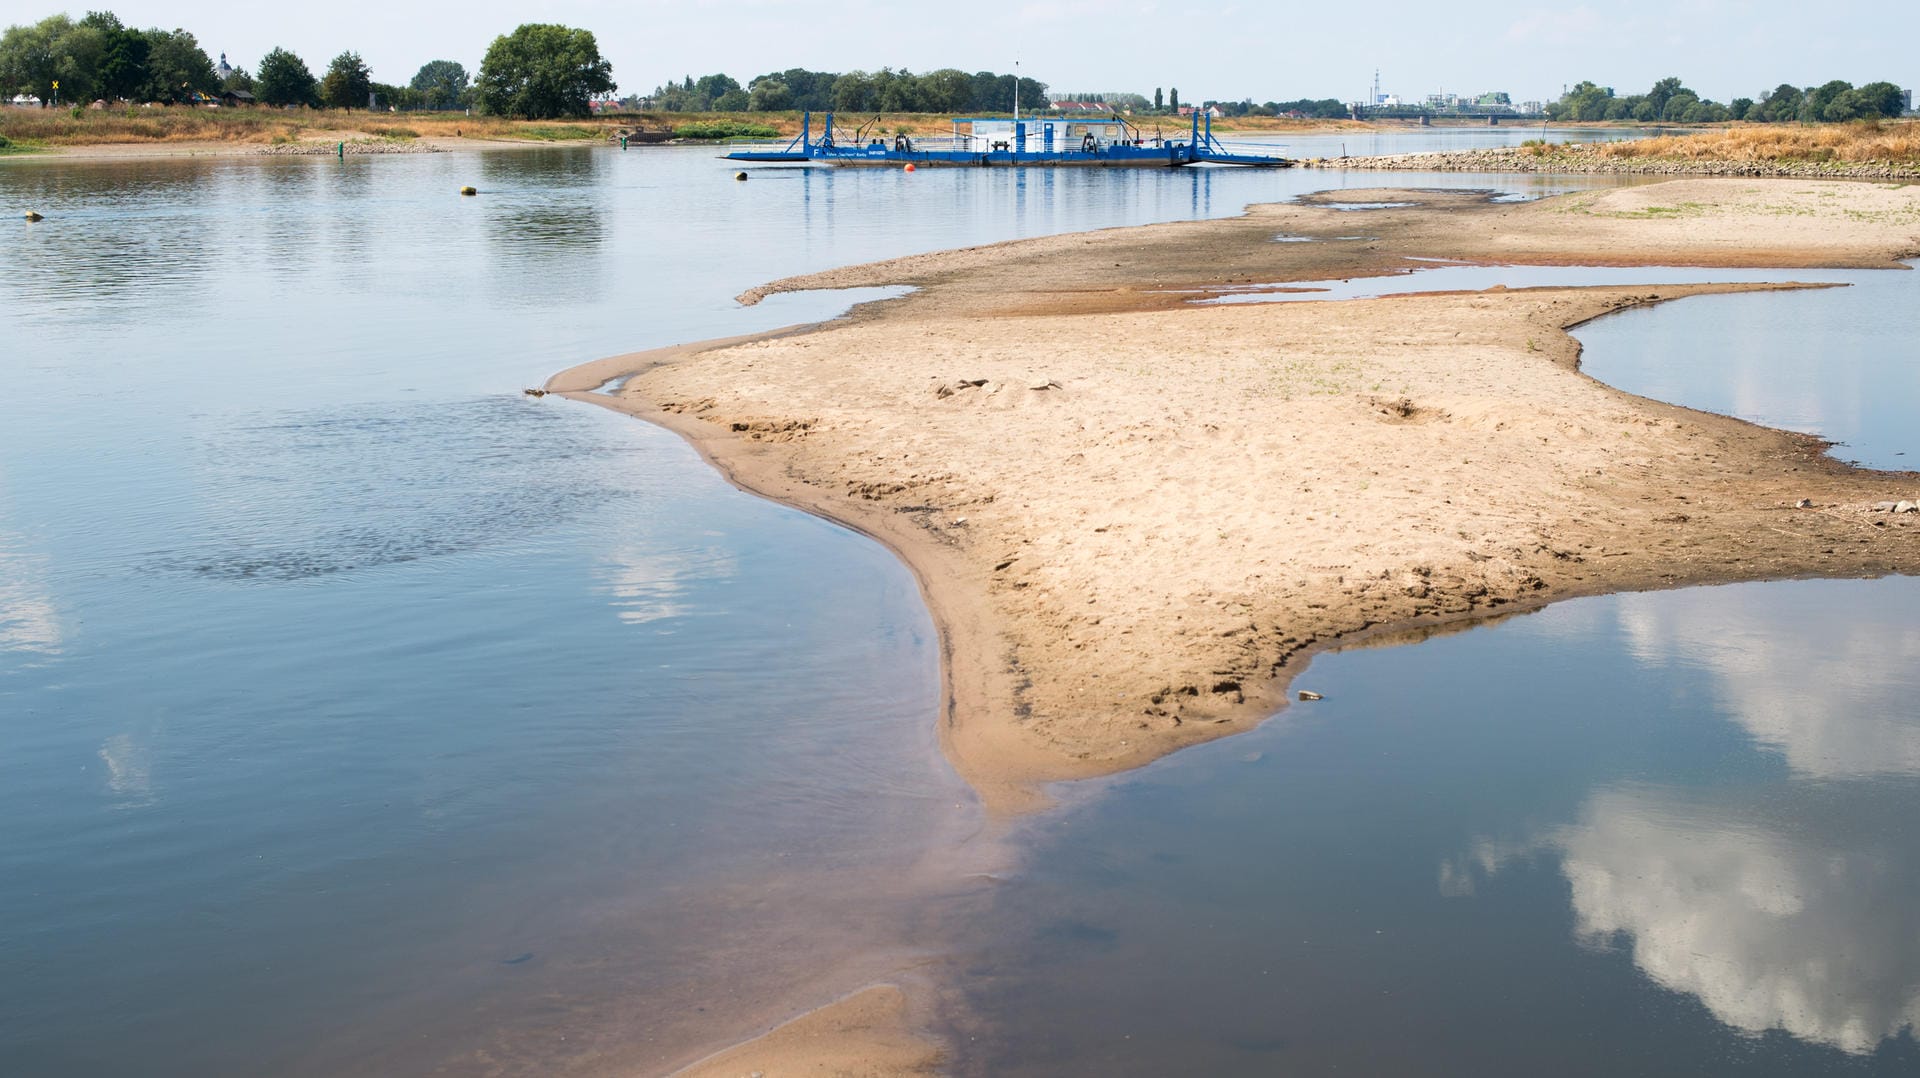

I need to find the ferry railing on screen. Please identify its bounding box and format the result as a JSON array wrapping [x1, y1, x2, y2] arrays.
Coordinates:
[[720, 136, 792, 154], [1206, 137, 1289, 157]]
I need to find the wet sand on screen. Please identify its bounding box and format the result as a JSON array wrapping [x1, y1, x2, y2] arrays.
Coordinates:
[[553, 178, 1920, 819]]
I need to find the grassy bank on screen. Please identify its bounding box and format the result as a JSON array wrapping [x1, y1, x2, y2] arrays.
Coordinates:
[[1579, 120, 1920, 168], [0, 107, 629, 148], [1326, 120, 1920, 179]]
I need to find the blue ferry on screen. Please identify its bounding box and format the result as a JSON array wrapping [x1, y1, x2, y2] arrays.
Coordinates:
[[724, 110, 1292, 168]]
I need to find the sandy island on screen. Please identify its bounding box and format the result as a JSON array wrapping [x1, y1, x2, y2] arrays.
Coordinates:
[[553, 178, 1920, 828], [547, 178, 1920, 1073]]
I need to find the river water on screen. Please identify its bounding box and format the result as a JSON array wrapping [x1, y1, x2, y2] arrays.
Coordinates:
[[2, 133, 1914, 1074]]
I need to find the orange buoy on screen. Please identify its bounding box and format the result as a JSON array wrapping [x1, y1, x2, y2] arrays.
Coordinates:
[[903, 163, 916, 172]]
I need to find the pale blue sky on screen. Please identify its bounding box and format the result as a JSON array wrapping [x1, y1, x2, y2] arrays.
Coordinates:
[[54, 1, 1919, 105]]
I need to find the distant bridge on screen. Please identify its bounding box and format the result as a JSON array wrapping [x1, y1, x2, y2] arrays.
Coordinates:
[[1355, 109, 1549, 125]]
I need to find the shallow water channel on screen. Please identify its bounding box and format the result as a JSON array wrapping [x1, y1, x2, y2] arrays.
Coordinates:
[[2, 136, 1914, 1073]]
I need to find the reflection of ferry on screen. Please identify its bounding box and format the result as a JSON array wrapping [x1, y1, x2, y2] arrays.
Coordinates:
[[725, 110, 1292, 168]]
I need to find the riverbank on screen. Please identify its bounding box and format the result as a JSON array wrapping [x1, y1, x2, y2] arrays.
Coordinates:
[[552, 179, 1920, 822], [1321, 121, 1920, 178], [0, 107, 1367, 158]]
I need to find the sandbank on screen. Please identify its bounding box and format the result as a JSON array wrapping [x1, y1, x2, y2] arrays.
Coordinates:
[[552, 178, 1920, 823]]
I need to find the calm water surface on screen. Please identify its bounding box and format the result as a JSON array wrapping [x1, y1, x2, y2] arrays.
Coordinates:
[[3, 133, 1909, 1074], [1575, 265, 1920, 470], [948, 579, 1920, 1075]]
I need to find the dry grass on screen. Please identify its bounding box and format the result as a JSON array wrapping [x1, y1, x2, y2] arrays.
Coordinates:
[[1587, 121, 1920, 166], [0, 106, 1371, 150], [0, 107, 631, 147]]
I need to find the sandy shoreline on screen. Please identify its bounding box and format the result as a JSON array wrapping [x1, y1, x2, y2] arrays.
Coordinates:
[[548, 177, 1920, 1072], [555, 178, 1920, 814]]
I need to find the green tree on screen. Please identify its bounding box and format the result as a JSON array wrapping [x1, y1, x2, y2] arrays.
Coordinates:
[[1546, 80, 1612, 122], [1753, 84, 1802, 122], [1661, 91, 1699, 121], [475, 23, 614, 119], [1850, 81, 1906, 119], [0, 15, 109, 105], [1153, 86, 1163, 110], [693, 73, 738, 102], [1645, 76, 1686, 118], [139, 27, 214, 103], [1729, 97, 1753, 121], [921, 67, 971, 113], [1169, 86, 1179, 111], [0, 17, 64, 104], [872, 67, 923, 112], [747, 77, 790, 111], [51, 18, 106, 104], [256, 46, 317, 107], [319, 50, 371, 109], [409, 59, 469, 110], [81, 11, 148, 101], [1800, 80, 1851, 122], [713, 87, 748, 110], [369, 81, 418, 110], [832, 70, 874, 112]]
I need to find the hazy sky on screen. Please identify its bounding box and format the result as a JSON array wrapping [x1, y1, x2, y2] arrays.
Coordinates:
[[57, 1, 1919, 105]]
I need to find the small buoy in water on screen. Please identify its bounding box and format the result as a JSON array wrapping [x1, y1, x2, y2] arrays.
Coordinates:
[[459, 186, 477, 196], [735, 171, 748, 181], [903, 163, 916, 172], [1297, 690, 1324, 702], [23, 211, 44, 221]]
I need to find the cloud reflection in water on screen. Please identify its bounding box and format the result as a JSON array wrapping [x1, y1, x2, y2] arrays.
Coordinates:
[[1467, 785, 1920, 1055], [1612, 586, 1920, 778]]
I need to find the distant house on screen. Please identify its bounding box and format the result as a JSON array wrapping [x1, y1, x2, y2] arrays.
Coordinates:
[[219, 90, 256, 107], [1175, 105, 1224, 118]]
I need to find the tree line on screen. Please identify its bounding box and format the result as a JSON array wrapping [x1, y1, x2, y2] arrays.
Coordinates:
[[645, 67, 1050, 115], [1, 12, 615, 118], [1548, 76, 1908, 124]]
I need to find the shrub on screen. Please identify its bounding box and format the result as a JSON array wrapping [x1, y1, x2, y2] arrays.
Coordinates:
[[672, 120, 777, 139]]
